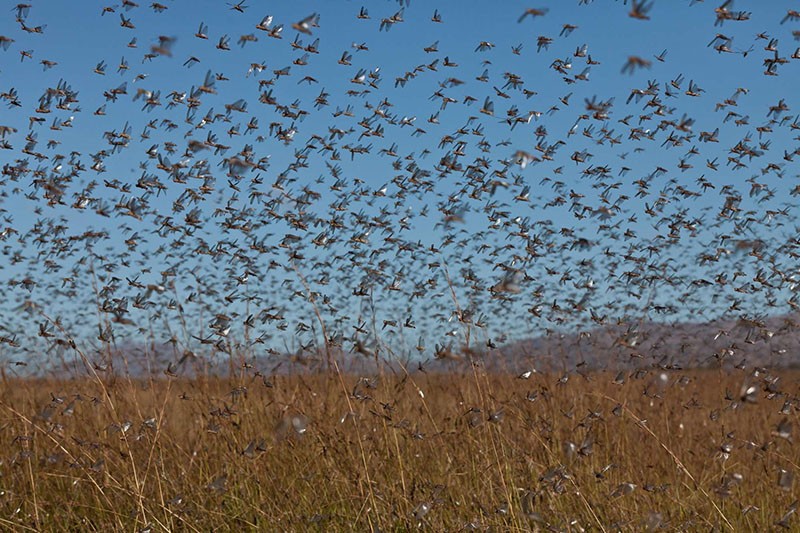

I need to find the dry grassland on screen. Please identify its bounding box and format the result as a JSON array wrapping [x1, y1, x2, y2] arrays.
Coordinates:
[[0, 367, 798, 531]]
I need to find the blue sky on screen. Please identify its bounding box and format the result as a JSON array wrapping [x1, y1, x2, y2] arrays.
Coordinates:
[[0, 0, 799, 370]]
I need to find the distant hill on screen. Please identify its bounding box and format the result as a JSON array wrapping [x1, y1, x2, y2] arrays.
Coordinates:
[[35, 313, 800, 379], [467, 313, 800, 374]]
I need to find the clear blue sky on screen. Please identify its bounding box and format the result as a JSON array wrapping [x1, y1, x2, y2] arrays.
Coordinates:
[[0, 0, 798, 371]]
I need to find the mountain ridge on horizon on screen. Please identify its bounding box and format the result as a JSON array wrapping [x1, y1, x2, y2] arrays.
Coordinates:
[[12, 312, 798, 378]]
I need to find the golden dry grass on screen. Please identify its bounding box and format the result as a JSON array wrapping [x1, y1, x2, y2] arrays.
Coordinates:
[[0, 367, 798, 531]]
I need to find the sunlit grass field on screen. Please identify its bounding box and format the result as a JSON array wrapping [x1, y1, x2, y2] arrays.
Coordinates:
[[1, 367, 797, 531]]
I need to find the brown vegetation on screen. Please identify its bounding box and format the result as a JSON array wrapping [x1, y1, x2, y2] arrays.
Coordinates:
[[1, 367, 798, 531]]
